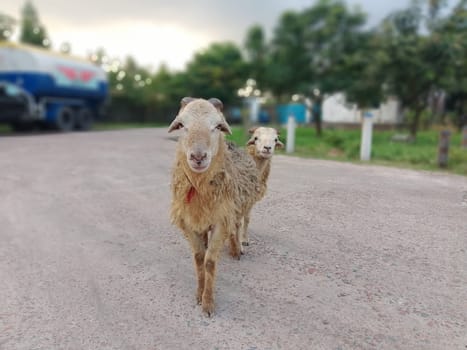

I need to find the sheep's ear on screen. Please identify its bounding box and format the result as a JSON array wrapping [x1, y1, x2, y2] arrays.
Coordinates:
[[209, 98, 223, 112], [168, 117, 183, 133], [216, 120, 232, 135], [180, 97, 195, 109], [276, 140, 285, 149], [248, 127, 258, 134], [275, 128, 281, 135], [247, 137, 256, 146]]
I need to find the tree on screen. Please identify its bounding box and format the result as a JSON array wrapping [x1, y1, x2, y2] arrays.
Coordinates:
[[115, 56, 153, 110], [151, 65, 188, 111], [0, 13, 16, 41], [267, 0, 368, 136], [267, 10, 310, 101], [378, 0, 456, 136], [19, 1, 50, 48], [184, 42, 248, 106], [343, 31, 385, 111], [244, 25, 268, 90], [437, 0, 467, 129]]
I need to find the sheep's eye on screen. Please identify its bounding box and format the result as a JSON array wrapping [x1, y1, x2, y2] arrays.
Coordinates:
[[274, 138, 278, 142], [254, 137, 258, 141]]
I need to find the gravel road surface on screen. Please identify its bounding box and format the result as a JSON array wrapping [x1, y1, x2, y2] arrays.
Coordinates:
[[1, 128, 466, 350]]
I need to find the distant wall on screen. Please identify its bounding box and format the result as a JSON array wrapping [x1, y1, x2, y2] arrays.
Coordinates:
[[322, 93, 400, 124]]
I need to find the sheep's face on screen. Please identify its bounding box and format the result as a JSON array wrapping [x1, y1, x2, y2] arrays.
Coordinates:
[[168, 98, 232, 173], [247, 127, 284, 159]]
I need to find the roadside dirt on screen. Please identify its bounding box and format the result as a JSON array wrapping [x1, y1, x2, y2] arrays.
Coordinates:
[[0, 129, 466, 349]]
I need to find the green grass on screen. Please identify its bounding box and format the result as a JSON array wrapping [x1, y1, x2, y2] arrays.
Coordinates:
[[0, 124, 11, 133], [226, 126, 467, 176]]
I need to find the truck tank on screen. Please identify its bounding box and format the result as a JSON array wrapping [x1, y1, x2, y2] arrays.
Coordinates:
[[0, 42, 109, 131]]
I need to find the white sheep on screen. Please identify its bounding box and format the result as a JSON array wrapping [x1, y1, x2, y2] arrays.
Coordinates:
[[168, 97, 260, 316], [239, 127, 284, 247]]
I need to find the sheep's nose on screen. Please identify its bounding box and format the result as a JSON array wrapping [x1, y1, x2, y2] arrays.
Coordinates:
[[190, 152, 207, 164], [263, 146, 272, 151]]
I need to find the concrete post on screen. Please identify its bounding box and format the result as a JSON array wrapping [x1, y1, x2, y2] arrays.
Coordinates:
[[249, 97, 259, 123], [360, 111, 373, 161], [286, 115, 295, 153], [438, 130, 451, 168]]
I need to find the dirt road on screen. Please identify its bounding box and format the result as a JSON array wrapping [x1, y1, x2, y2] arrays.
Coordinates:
[[1, 129, 466, 350]]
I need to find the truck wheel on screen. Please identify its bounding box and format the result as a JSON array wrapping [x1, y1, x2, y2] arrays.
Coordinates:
[[54, 107, 75, 132], [75, 108, 94, 131]]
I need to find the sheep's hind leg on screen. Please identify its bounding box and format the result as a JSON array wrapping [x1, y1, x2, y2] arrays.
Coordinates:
[[202, 225, 224, 316], [240, 213, 251, 249], [229, 221, 242, 259]]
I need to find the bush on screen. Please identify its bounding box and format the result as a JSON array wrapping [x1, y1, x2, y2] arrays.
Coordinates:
[[324, 133, 345, 149]]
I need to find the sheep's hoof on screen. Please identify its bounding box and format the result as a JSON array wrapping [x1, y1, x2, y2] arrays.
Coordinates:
[[241, 241, 249, 246], [202, 300, 215, 317], [230, 251, 241, 260]]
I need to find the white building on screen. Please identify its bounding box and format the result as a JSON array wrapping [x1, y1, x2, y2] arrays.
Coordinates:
[[322, 93, 400, 124]]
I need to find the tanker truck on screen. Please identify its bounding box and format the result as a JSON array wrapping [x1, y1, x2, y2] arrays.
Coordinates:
[[0, 42, 109, 131]]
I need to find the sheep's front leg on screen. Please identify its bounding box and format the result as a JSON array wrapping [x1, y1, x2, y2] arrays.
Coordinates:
[[186, 232, 206, 304], [202, 224, 225, 316]]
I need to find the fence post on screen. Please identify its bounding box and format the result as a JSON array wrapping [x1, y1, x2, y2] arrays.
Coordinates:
[[286, 115, 295, 153], [249, 97, 259, 123], [438, 130, 451, 168], [360, 111, 373, 161]]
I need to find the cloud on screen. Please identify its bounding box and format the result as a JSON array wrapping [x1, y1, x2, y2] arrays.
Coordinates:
[[5, 0, 307, 69], [50, 20, 211, 70], [8, 0, 302, 41], [3, 0, 458, 70]]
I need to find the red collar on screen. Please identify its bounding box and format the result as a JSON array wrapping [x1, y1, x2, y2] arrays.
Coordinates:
[[185, 186, 196, 204]]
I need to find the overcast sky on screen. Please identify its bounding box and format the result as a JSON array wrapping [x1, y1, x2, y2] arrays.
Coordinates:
[[3, 0, 458, 71]]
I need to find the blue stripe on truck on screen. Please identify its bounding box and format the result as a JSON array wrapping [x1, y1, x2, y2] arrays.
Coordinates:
[[0, 72, 108, 101]]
